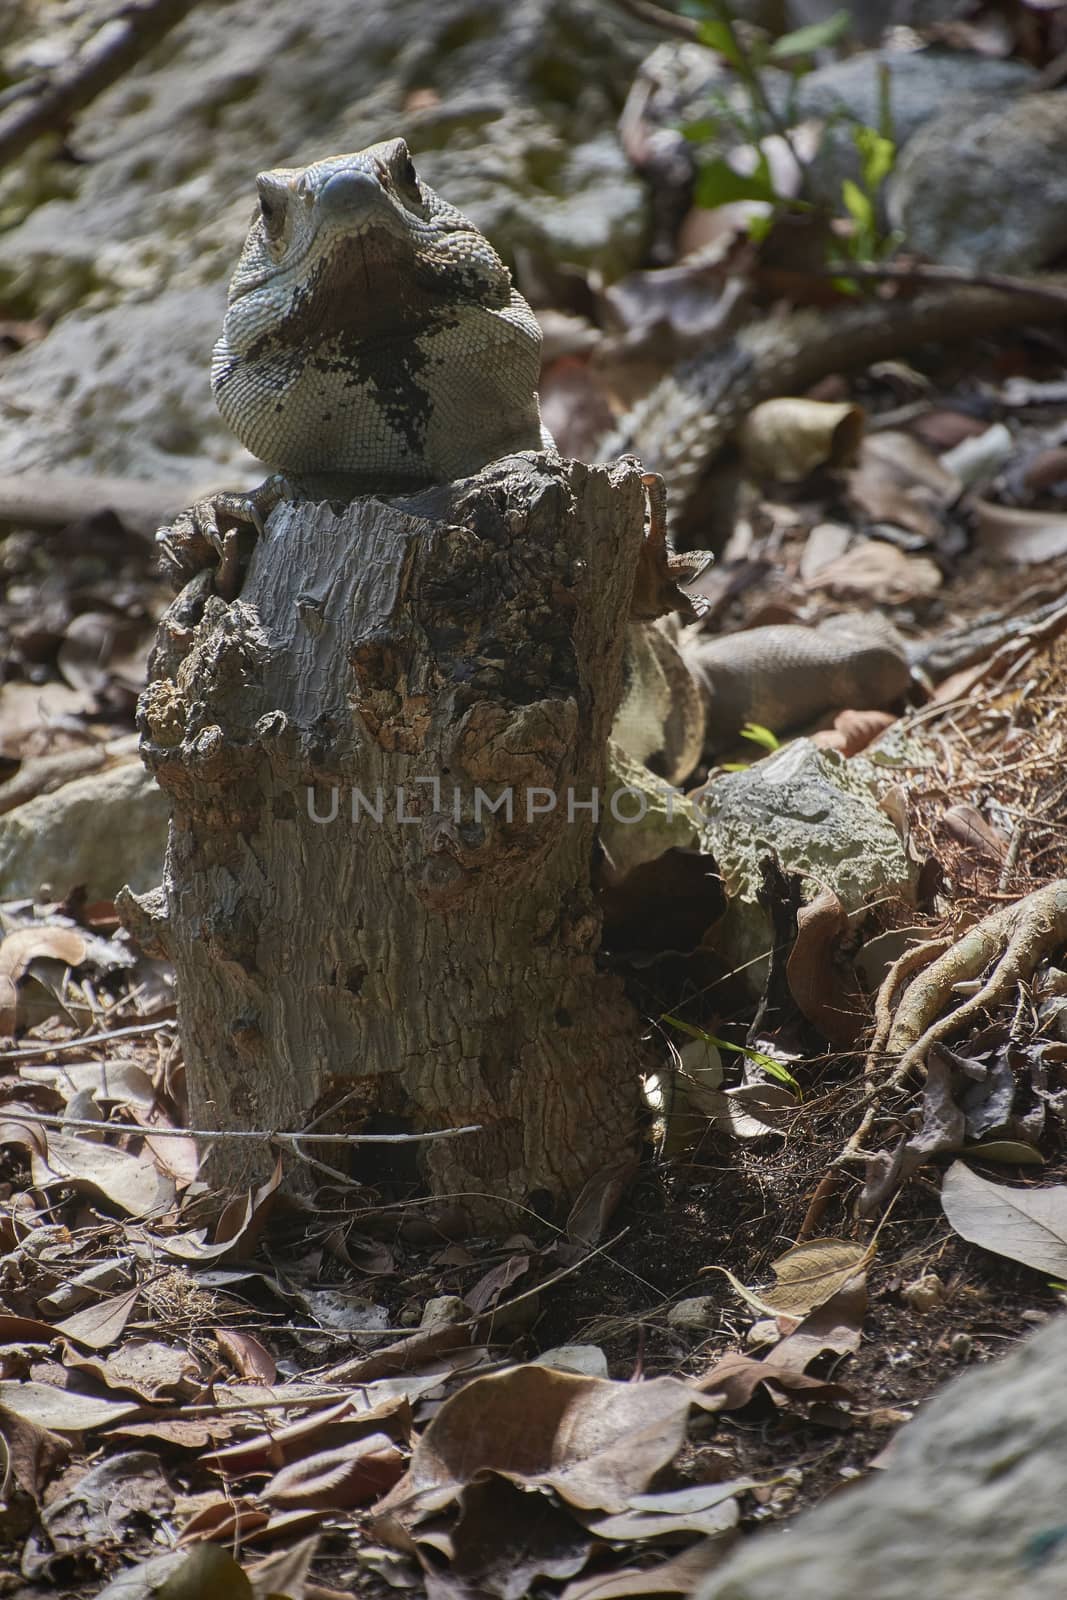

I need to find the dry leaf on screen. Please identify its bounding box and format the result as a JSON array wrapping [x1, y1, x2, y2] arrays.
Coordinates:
[[55, 1285, 140, 1350], [2, 1118, 176, 1216], [374, 1365, 717, 1531], [214, 1328, 277, 1384], [262, 1433, 406, 1510], [559, 1536, 727, 1599], [0, 927, 87, 1036], [972, 499, 1067, 564], [739, 397, 864, 483], [0, 1380, 141, 1432], [787, 889, 868, 1048], [63, 1339, 202, 1402], [940, 1161, 1067, 1276], [757, 1238, 871, 1319]]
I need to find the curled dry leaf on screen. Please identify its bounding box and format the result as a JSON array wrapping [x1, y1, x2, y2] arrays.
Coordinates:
[[739, 397, 864, 484], [0, 1401, 70, 1501], [756, 1238, 871, 1320], [262, 1433, 406, 1511], [786, 889, 868, 1049]]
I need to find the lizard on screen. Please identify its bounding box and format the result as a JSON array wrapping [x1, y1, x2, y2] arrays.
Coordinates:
[[156, 136, 711, 782]]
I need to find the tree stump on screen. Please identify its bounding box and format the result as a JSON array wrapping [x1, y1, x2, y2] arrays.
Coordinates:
[[121, 454, 650, 1226]]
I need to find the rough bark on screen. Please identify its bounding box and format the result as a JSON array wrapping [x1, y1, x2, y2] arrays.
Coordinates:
[[120, 453, 649, 1226]]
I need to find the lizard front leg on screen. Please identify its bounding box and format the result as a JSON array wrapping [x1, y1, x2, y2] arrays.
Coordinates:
[[156, 474, 292, 597]]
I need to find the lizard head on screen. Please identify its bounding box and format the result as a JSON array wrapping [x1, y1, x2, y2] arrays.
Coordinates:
[[211, 138, 546, 485], [225, 139, 515, 315]]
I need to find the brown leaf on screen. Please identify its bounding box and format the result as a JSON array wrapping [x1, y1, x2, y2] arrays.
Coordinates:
[[262, 1434, 406, 1511], [160, 1158, 281, 1262], [11, 1119, 176, 1216], [374, 1365, 714, 1531], [214, 1328, 277, 1384], [807, 538, 942, 603], [0, 928, 87, 1036], [464, 1255, 530, 1317], [55, 1285, 140, 1350], [812, 708, 897, 755], [0, 1401, 70, 1501], [177, 1497, 267, 1545], [769, 1279, 868, 1371], [0, 1313, 59, 1346], [62, 1339, 202, 1403], [559, 1536, 727, 1599], [941, 804, 1009, 859], [756, 1238, 871, 1320], [566, 1159, 639, 1249], [739, 398, 864, 484], [205, 1393, 411, 1479], [693, 1351, 851, 1410], [847, 430, 959, 541], [787, 889, 868, 1048]]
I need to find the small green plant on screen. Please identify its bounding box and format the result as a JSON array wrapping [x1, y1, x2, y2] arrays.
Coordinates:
[[682, 2, 900, 269], [662, 1013, 801, 1095]]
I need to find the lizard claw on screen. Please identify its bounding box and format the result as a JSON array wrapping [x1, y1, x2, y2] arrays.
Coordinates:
[[155, 473, 293, 596]]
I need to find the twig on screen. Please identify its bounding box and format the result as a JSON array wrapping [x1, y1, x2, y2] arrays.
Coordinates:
[[806, 259, 1067, 308], [1, 1109, 480, 1145], [0, 1020, 175, 1060], [608, 0, 698, 40], [0, 0, 198, 169]]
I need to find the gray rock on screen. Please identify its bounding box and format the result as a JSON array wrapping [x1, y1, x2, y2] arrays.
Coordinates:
[[0, 761, 167, 901], [887, 91, 1067, 270], [696, 740, 916, 983], [695, 1314, 1067, 1600]]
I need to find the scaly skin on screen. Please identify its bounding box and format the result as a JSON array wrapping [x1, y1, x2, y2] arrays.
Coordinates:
[[213, 138, 547, 489]]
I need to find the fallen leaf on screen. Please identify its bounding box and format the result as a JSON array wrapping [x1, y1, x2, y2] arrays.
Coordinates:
[[214, 1328, 277, 1384], [787, 889, 868, 1048], [0, 1402, 70, 1500], [0, 928, 87, 1036], [693, 1351, 851, 1410], [581, 1479, 751, 1540], [54, 1285, 140, 1350], [559, 1537, 727, 1599], [769, 1279, 868, 1370], [374, 1365, 717, 1531], [63, 1339, 202, 1402], [739, 397, 864, 483], [807, 538, 942, 602], [757, 1238, 871, 1319], [41, 1450, 172, 1552], [972, 499, 1067, 564], [940, 1161, 1067, 1275], [262, 1434, 406, 1510], [0, 1380, 141, 1431]]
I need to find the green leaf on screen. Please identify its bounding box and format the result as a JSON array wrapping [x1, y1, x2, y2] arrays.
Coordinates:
[[853, 124, 895, 190], [697, 19, 743, 67], [768, 9, 850, 59], [746, 210, 775, 243], [694, 157, 778, 209], [661, 1016, 801, 1095], [682, 117, 722, 144], [740, 721, 780, 751], [841, 177, 874, 232]]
